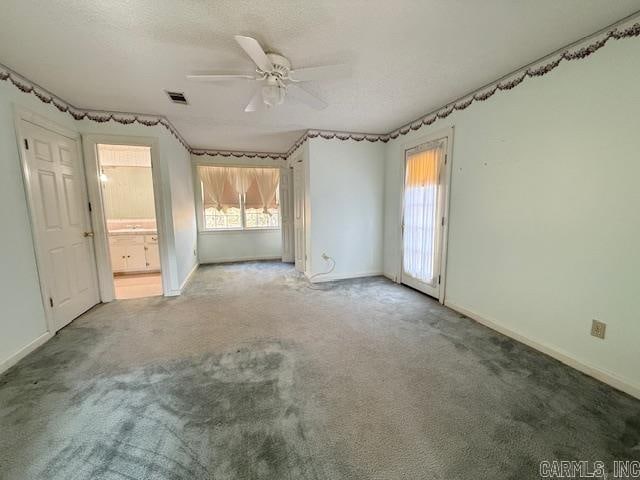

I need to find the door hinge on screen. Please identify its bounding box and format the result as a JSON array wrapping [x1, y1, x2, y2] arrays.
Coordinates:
[[88, 201, 92, 212], [438, 275, 441, 285], [444, 153, 447, 164], [24, 139, 29, 150], [441, 217, 445, 226], [49, 297, 54, 308]]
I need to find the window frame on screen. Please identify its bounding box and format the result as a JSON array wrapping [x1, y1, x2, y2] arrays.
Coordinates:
[[195, 163, 282, 234]]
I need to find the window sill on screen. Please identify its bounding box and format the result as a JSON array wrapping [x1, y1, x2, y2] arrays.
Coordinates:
[[199, 228, 281, 235]]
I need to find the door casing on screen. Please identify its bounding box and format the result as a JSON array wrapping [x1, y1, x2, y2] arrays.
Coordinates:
[[399, 126, 454, 304]]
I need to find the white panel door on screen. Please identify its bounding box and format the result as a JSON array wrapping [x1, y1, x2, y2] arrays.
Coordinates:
[[293, 161, 305, 273], [401, 138, 447, 299], [21, 120, 100, 331], [279, 167, 294, 263]]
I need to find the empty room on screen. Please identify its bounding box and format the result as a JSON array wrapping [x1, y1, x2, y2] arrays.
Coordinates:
[[1, 1, 639, 479]]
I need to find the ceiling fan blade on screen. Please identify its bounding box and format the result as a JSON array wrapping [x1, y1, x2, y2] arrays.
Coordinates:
[[287, 83, 328, 110], [244, 88, 263, 112], [234, 35, 274, 72], [289, 64, 350, 82], [187, 73, 256, 81]]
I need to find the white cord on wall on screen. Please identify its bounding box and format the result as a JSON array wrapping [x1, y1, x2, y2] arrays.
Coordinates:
[[306, 253, 336, 290]]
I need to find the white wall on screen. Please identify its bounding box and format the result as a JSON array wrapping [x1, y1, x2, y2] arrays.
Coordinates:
[[307, 138, 385, 280], [198, 230, 282, 263], [102, 166, 156, 220], [167, 140, 198, 287], [192, 153, 285, 264], [384, 39, 640, 396], [0, 79, 196, 371]]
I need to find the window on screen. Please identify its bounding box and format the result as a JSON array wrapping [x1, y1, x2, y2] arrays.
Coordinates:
[[204, 206, 242, 229], [199, 166, 280, 231]]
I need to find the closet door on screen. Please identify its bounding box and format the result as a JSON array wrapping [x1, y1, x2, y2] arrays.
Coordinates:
[[20, 119, 100, 331], [293, 161, 305, 273], [279, 167, 294, 263]]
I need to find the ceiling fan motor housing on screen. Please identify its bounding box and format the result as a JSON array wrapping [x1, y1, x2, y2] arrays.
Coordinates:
[[264, 53, 291, 79], [186, 36, 333, 111]]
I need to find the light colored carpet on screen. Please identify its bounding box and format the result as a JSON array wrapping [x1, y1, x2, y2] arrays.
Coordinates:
[[0, 261, 638, 479]]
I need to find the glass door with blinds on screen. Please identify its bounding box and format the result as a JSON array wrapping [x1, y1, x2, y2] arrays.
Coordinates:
[[401, 138, 447, 298]]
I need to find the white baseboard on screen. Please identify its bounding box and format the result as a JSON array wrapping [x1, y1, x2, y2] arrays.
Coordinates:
[[445, 301, 640, 400], [0, 331, 52, 375], [309, 271, 383, 283], [383, 272, 399, 283], [200, 255, 282, 264], [179, 262, 199, 293]]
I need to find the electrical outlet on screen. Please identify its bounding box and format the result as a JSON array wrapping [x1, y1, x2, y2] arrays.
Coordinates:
[[591, 320, 606, 339]]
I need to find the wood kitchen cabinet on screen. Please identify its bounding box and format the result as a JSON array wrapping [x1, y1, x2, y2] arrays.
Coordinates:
[[109, 234, 160, 273], [145, 235, 161, 271]]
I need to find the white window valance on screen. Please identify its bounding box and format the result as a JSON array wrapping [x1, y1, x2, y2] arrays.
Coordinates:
[[199, 166, 280, 213], [246, 168, 280, 212], [199, 166, 241, 211]]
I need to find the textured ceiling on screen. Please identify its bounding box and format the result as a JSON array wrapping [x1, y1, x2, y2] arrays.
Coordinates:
[[1, 1, 638, 152]]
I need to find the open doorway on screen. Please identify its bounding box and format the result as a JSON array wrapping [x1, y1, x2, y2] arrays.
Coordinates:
[[97, 144, 162, 299]]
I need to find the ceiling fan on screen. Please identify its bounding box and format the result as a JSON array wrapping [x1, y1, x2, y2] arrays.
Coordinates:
[[187, 35, 350, 112]]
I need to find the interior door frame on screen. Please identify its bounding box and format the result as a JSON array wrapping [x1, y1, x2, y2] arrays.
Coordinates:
[[13, 106, 100, 334], [399, 126, 454, 304], [279, 165, 295, 263], [83, 135, 169, 301], [292, 154, 306, 274]]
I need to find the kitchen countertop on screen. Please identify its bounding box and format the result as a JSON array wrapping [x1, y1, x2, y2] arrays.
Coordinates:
[[108, 229, 157, 236]]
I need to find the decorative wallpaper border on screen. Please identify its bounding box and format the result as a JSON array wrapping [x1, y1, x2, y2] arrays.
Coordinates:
[[0, 64, 191, 151], [0, 62, 290, 160], [285, 129, 389, 158], [385, 18, 640, 140], [285, 15, 640, 158], [1, 14, 639, 161], [190, 148, 287, 161]]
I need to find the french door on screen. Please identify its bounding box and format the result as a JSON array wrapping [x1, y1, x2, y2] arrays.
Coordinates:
[[20, 119, 100, 331], [401, 137, 448, 299]]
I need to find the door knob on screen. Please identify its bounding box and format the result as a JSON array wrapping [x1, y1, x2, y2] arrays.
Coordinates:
[[83, 231, 94, 238]]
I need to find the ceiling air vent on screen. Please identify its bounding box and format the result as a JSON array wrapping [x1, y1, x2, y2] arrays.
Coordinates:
[[166, 90, 188, 105]]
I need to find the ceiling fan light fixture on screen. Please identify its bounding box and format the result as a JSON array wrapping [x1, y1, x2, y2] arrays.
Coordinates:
[[261, 84, 285, 108], [187, 35, 350, 111]]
